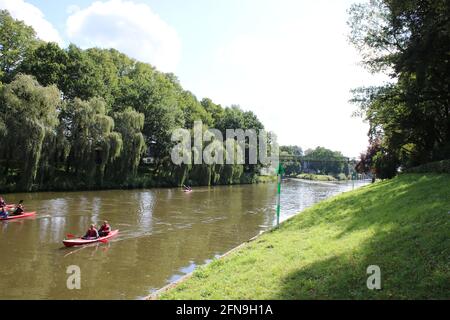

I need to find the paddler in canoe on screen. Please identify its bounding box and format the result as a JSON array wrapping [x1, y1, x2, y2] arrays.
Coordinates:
[[9, 200, 25, 216], [98, 220, 111, 237], [0, 206, 8, 219], [182, 184, 192, 192], [82, 224, 99, 240], [0, 196, 6, 208]]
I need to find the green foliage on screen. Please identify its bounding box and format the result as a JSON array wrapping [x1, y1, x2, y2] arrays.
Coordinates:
[[20, 42, 68, 87], [349, 0, 450, 175], [0, 10, 38, 82], [403, 159, 450, 174], [0, 9, 269, 192], [0, 74, 59, 190], [61, 97, 123, 186], [304, 147, 348, 175], [297, 174, 337, 181], [111, 107, 146, 179]]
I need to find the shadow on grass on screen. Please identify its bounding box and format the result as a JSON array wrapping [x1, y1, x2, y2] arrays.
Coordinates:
[[275, 174, 450, 299]]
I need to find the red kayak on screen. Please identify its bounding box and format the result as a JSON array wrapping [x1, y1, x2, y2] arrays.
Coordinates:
[[183, 189, 193, 193], [0, 211, 36, 221], [63, 230, 119, 247]]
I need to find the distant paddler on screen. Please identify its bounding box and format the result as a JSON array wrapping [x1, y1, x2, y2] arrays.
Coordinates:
[[182, 184, 192, 192]]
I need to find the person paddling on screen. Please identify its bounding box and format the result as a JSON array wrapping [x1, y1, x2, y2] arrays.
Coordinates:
[[82, 224, 99, 240], [0, 206, 8, 219], [0, 197, 6, 208], [11, 200, 24, 216], [98, 221, 111, 237]]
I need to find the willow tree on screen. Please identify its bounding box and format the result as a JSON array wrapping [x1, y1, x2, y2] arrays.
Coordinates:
[[221, 138, 245, 185], [62, 97, 122, 186], [111, 107, 146, 180], [204, 139, 225, 185], [1, 74, 59, 190], [189, 146, 212, 186]]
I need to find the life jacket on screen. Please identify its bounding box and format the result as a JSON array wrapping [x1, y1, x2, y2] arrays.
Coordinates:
[[100, 224, 111, 232], [86, 229, 98, 237]]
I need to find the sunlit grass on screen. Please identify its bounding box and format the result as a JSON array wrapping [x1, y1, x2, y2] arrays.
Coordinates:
[[160, 174, 450, 300]]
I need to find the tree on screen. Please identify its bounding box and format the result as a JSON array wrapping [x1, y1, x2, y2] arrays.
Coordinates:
[[304, 147, 347, 175], [61, 44, 105, 101], [0, 10, 38, 82], [111, 107, 146, 180], [179, 91, 213, 128], [349, 0, 450, 174], [201, 98, 224, 127], [0, 74, 60, 190], [61, 97, 122, 186], [85, 48, 120, 107], [0, 9, 271, 191], [20, 42, 68, 87]]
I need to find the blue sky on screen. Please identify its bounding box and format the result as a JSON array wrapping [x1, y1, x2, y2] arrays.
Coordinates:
[[0, 0, 388, 157]]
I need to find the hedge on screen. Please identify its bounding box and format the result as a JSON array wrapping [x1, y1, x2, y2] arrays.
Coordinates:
[[403, 159, 450, 174]]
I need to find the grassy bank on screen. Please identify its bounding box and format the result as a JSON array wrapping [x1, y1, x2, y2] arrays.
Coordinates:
[[160, 173, 450, 299], [256, 175, 278, 183], [296, 173, 338, 181]]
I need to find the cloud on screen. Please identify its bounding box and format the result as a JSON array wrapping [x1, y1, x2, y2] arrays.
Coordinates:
[[66, 0, 181, 73], [0, 0, 63, 44], [66, 5, 80, 15]]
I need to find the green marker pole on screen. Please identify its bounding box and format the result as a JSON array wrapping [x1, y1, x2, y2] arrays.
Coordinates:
[[277, 174, 281, 226], [276, 164, 284, 227], [352, 172, 355, 190]]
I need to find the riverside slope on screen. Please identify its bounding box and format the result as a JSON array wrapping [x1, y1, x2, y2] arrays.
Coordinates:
[[160, 173, 450, 299]]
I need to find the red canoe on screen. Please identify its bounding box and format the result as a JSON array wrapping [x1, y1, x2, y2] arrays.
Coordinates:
[[63, 230, 119, 247], [0, 211, 36, 221]]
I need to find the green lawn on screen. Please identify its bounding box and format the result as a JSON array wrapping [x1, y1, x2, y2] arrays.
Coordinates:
[[296, 173, 338, 181], [160, 174, 450, 299]]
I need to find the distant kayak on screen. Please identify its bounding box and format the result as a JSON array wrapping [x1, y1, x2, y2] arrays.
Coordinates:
[[183, 189, 193, 193], [63, 230, 119, 247], [0, 211, 36, 221]]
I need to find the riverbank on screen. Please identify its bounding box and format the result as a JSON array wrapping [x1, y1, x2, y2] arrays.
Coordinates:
[[296, 173, 343, 181], [159, 173, 450, 299], [0, 174, 276, 194]]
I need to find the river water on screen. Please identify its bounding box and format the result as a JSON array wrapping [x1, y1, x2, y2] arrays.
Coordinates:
[[0, 179, 369, 299]]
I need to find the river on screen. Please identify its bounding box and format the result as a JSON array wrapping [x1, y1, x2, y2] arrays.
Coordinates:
[[0, 179, 369, 299]]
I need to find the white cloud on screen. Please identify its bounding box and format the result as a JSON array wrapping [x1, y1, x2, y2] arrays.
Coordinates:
[[66, 5, 80, 15], [66, 0, 181, 73], [0, 0, 63, 44]]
